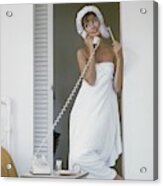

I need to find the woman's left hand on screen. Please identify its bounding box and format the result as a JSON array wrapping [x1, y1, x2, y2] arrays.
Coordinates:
[[112, 40, 123, 61]]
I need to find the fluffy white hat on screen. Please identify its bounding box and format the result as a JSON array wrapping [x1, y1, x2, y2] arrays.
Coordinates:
[[76, 5, 110, 39]]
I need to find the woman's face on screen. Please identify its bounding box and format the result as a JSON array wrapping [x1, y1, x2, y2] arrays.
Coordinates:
[[83, 13, 100, 37]]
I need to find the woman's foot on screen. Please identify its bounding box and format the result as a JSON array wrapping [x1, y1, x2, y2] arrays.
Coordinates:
[[113, 174, 124, 180]]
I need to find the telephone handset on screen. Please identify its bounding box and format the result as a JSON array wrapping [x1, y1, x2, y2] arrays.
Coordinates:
[[92, 36, 101, 49], [81, 30, 101, 49]]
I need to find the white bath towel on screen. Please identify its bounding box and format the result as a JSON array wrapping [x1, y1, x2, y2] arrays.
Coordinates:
[[68, 62, 123, 179]]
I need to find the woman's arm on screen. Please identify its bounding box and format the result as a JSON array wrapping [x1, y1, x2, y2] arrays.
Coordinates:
[[112, 40, 124, 94], [77, 48, 96, 86]]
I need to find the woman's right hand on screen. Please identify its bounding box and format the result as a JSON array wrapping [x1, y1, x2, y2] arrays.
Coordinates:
[[84, 35, 94, 54]]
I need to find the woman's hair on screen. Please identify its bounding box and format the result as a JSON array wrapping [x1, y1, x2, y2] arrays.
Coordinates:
[[81, 12, 97, 29]]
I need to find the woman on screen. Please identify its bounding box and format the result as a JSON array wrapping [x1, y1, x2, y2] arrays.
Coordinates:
[[68, 5, 124, 180]]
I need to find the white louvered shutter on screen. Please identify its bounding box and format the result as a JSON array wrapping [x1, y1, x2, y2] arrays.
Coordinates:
[[33, 4, 53, 170]]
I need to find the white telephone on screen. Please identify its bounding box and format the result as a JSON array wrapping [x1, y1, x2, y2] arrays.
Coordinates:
[[30, 36, 101, 175], [30, 154, 51, 175], [81, 30, 101, 47], [92, 36, 101, 48]]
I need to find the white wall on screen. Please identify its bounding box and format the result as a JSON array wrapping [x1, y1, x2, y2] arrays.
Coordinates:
[[120, 1, 155, 180], [0, 4, 34, 175]]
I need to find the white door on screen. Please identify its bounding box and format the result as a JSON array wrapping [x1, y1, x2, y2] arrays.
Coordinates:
[[120, 1, 158, 180], [1, 4, 54, 174], [0, 4, 34, 174]]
